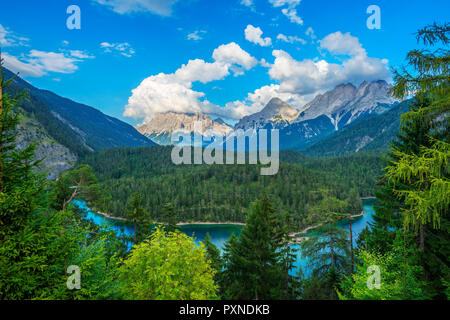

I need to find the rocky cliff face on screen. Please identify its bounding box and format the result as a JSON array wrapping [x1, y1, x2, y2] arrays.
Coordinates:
[[235, 97, 300, 130], [137, 112, 233, 145], [16, 115, 77, 180], [296, 80, 398, 130]]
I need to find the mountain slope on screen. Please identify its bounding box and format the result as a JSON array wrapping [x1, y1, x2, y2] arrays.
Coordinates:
[[4, 68, 156, 152], [16, 113, 77, 180], [302, 100, 411, 157]]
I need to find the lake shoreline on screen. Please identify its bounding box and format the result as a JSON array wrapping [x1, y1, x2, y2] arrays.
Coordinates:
[[88, 201, 369, 240], [90, 209, 246, 226], [289, 210, 365, 243]]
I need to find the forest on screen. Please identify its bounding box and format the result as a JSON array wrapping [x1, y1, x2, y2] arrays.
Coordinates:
[[79, 146, 382, 229], [0, 23, 448, 301]]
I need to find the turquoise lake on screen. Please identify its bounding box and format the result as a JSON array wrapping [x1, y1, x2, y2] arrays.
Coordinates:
[[75, 199, 376, 275]]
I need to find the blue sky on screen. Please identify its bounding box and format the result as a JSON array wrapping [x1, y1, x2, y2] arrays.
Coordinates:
[[1, 0, 449, 125]]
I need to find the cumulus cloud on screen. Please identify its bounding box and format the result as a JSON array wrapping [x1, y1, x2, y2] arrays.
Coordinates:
[[92, 0, 179, 16], [209, 83, 316, 120], [277, 33, 306, 44], [319, 31, 365, 56], [212, 42, 258, 71], [101, 42, 135, 57], [268, 40, 389, 95], [123, 42, 258, 122], [245, 25, 272, 47], [2, 50, 89, 77], [269, 0, 303, 25], [208, 31, 390, 119], [124, 31, 390, 122]]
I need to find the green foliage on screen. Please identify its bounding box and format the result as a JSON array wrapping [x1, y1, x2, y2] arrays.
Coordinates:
[[49, 164, 105, 211], [339, 240, 425, 300], [202, 233, 222, 273], [386, 139, 449, 229], [0, 70, 124, 300], [125, 192, 152, 243], [300, 192, 351, 299], [220, 197, 298, 300], [359, 22, 450, 300], [161, 202, 179, 233], [118, 227, 218, 300]]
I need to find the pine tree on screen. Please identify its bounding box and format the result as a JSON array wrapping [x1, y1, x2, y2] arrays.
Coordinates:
[[161, 202, 179, 233], [220, 196, 295, 299], [361, 22, 450, 299], [126, 192, 152, 243], [300, 191, 350, 299]]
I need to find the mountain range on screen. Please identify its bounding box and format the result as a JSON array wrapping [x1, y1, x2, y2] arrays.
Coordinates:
[[135, 80, 401, 152], [6, 66, 407, 179]]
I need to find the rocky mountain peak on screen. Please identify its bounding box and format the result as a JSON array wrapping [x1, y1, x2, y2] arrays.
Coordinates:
[[136, 111, 233, 145], [296, 80, 398, 130], [235, 97, 299, 130]]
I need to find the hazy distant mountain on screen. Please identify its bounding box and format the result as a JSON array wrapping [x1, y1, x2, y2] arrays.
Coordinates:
[[235, 97, 300, 130], [137, 112, 233, 145]]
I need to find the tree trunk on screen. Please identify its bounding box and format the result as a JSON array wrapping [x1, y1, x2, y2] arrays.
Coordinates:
[[419, 223, 425, 251], [329, 230, 335, 268]]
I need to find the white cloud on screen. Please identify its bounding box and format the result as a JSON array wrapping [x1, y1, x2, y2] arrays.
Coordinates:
[[277, 33, 306, 44], [210, 31, 390, 119], [187, 30, 206, 41], [212, 42, 258, 71], [269, 0, 303, 25], [101, 42, 135, 57], [209, 83, 316, 120], [123, 42, 258, 122], [319, 31, 365, 56], [281, 7, 303, 25], [27, 50, 80, 74], [2, 50, 82, 77], [2, 52, 46, 77], [240, 0, 253, 6], [0, 24, 29, 47], [69, 50, 95, 59], [92, 0, 179, 16], [245, 25, 272, 47], [305, 27, 316, 39], [266, 32, 390, 96]]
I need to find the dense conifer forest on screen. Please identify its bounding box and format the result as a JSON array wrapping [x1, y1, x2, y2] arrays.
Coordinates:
[[79, 146, 382, 229]]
